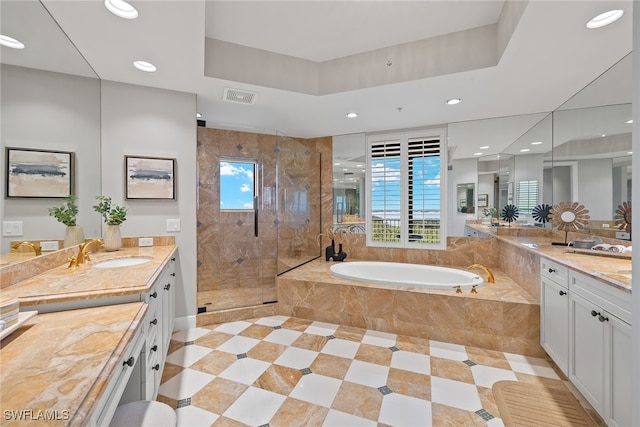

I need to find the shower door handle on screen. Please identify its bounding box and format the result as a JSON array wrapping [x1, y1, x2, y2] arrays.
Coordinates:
[[254, 196, 259, 237]]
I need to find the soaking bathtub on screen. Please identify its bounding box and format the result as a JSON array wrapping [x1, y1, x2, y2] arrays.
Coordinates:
[[329, 261, 484, 290]]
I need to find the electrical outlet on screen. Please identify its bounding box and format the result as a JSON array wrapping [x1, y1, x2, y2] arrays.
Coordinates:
[[2, 221, 23, 237], [40, 241, 59, 251], [166, 219, 181, 232], [138, 237, 153, 247]]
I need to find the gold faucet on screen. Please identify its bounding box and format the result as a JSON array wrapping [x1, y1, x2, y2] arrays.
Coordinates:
[[11, 241, 42, 256], [76, 239, 104, 264], [468, 264, 495, 284]]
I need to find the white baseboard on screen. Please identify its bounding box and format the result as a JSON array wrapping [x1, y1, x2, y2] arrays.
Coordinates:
[[173, 315, 197, 331]]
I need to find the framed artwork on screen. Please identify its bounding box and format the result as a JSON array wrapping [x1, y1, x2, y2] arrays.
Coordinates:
[[125, 155, 176, 200], [478, 194, 488, 207], [5, 147, 74, 198], [459, 199, 466, 208]]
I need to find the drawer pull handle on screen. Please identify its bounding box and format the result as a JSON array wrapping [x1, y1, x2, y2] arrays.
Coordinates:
[[598, 314, 609, 322], [150, 318, 158, 326], [170, 273, 176, 277], [171, 257, 176, 261], [152, 364, 160, 371], [559, 290, 566, 296], [150, 345, 158, 352], [164, 284, 171, 291], [548, 268, 556, 273], [150, 292, 158, 299], [123, 356, 135, 367], [591, 310, 600, 317]]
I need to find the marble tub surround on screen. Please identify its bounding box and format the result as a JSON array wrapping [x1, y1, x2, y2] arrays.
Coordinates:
[[277, 259, 542, 357], [335, 234, 501, 268], [1, 245, 177, 309], [0, 302, 147, 426]]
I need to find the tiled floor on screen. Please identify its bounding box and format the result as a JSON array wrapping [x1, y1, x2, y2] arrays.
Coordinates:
[[157, 315, 568, 426]]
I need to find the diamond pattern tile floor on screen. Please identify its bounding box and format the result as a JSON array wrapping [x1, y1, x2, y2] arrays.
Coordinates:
[[158, 316, 568, 426]]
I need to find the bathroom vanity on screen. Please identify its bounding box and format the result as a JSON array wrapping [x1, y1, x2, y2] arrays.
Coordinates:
[[0, 244, 176, 426], [541, 258, 631, 427]]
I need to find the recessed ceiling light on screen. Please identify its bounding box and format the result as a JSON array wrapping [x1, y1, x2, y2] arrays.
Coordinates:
[[601, 134, 606, 137], [446, 98, 462, 105], [346, 112, 358, 118], [627, 151, 633, 155], [496, 155, 501, 159], [0, 34, 25, 49], [133, 60, 156, 72], [479, 145, 489, 150], [356, 164, 363, 168], [520, 148, 531, 152], [334, 162, 341, 166], [196, 112, 202, 118], [625, 119, 633, 124], [531, 141, 543, 145], [105, 0, 138, 19], [473, 152, 483, 156], [586, 10, 623, 29]]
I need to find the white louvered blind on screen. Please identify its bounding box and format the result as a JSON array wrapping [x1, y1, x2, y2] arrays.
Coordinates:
[[407, 137, 441, 244], [517, 180, 539, 214], [367, 130, 446, 249], [370, 139, 402, 242]]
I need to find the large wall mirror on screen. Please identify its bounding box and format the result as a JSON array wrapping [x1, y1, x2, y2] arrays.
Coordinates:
[[0, 0, 102, 260]]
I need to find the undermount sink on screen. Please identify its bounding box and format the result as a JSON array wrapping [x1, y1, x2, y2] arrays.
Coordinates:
[[93, 257, 152, 268]]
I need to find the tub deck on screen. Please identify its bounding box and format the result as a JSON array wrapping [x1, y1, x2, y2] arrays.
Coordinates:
[[277, 259, 544, 357]]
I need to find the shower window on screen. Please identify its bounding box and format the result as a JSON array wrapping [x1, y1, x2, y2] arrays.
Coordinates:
[[220, 159, 256, 210]]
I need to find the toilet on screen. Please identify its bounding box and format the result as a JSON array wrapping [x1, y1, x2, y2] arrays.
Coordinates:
[[110, 401, 176, 427]]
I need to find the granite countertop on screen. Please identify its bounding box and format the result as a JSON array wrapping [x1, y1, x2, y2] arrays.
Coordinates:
[[1, 246, 177, 307], [465, 224, 632, 293], [0, 302, 147, 426]]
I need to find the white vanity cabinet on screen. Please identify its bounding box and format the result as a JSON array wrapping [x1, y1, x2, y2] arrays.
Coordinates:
[[120, 256, 176, 403], [540, 259, 570, 374], [142, 256, 176, 399], [568, 270, 632, 427]]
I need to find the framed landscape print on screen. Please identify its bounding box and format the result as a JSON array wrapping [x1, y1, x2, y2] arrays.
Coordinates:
[[6, 147, 74, 198], [125, 155, 176, 200], [478, 194, 488, 207]]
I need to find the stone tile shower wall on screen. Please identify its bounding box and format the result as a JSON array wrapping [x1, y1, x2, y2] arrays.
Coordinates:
[[196, 128, 332, 313]]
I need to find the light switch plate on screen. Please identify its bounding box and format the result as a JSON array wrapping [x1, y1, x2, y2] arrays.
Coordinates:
[[2, 221, 23, 237], [138, 237, 153, 247], [166, 219, 180, 232], [40, 241, 59, 251]]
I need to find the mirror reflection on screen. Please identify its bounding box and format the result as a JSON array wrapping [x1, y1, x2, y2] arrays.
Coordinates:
[[0, 0, 102, 262], [332, 133, 366, 233], [457, 183, 475, 214]]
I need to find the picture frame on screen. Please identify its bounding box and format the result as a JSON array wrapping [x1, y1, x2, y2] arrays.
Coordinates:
[[6, 147, 74, 198], [125, 155, 176, 200], [478, 194, 488, 207], [459, 199, 466, 208]]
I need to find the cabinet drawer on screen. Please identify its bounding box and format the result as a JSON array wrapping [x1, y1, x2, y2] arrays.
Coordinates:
[[541, 258, 568, 284], [569, 270, 631, 324]]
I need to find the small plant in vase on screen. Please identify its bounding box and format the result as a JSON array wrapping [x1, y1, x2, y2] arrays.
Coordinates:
[[93, 196, 127, 251], [48, 195, 85, 247]]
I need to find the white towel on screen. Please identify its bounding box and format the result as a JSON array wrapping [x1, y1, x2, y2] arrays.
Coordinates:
[[591, 244, 611, 251]]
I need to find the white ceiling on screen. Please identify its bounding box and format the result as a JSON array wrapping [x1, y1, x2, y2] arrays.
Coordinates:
[[3, 0, 634, 159]]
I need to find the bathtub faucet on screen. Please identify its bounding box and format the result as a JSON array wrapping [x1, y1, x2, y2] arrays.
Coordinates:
[[467, 264, 495, 284]]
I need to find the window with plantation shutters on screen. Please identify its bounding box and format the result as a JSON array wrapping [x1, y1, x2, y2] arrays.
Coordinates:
[[517, 180, 539, 214], [367, 129, 447, 249]]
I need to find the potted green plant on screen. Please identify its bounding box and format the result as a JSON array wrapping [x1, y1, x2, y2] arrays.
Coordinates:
[[49, 195, 85, 247], [93, 196, 127, 251]]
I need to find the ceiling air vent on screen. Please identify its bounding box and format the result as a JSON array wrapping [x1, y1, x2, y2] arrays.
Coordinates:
[[223, 88, 257, 105]]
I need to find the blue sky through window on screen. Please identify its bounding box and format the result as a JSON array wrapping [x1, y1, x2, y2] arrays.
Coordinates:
[[220, 161, 255, 209], [371, 156, 440, 215]]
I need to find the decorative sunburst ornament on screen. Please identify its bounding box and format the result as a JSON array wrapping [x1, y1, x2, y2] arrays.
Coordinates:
[[549, 201, 590, 245], [501, 204, 519, 226], [614, 201, 631, 234], [532, 204, 552, 225]]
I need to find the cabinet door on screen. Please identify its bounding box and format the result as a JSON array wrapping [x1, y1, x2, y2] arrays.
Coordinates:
[[541, 277, 569, 374], [606, 314, 632, 427], [569, 292, 605, 413]]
